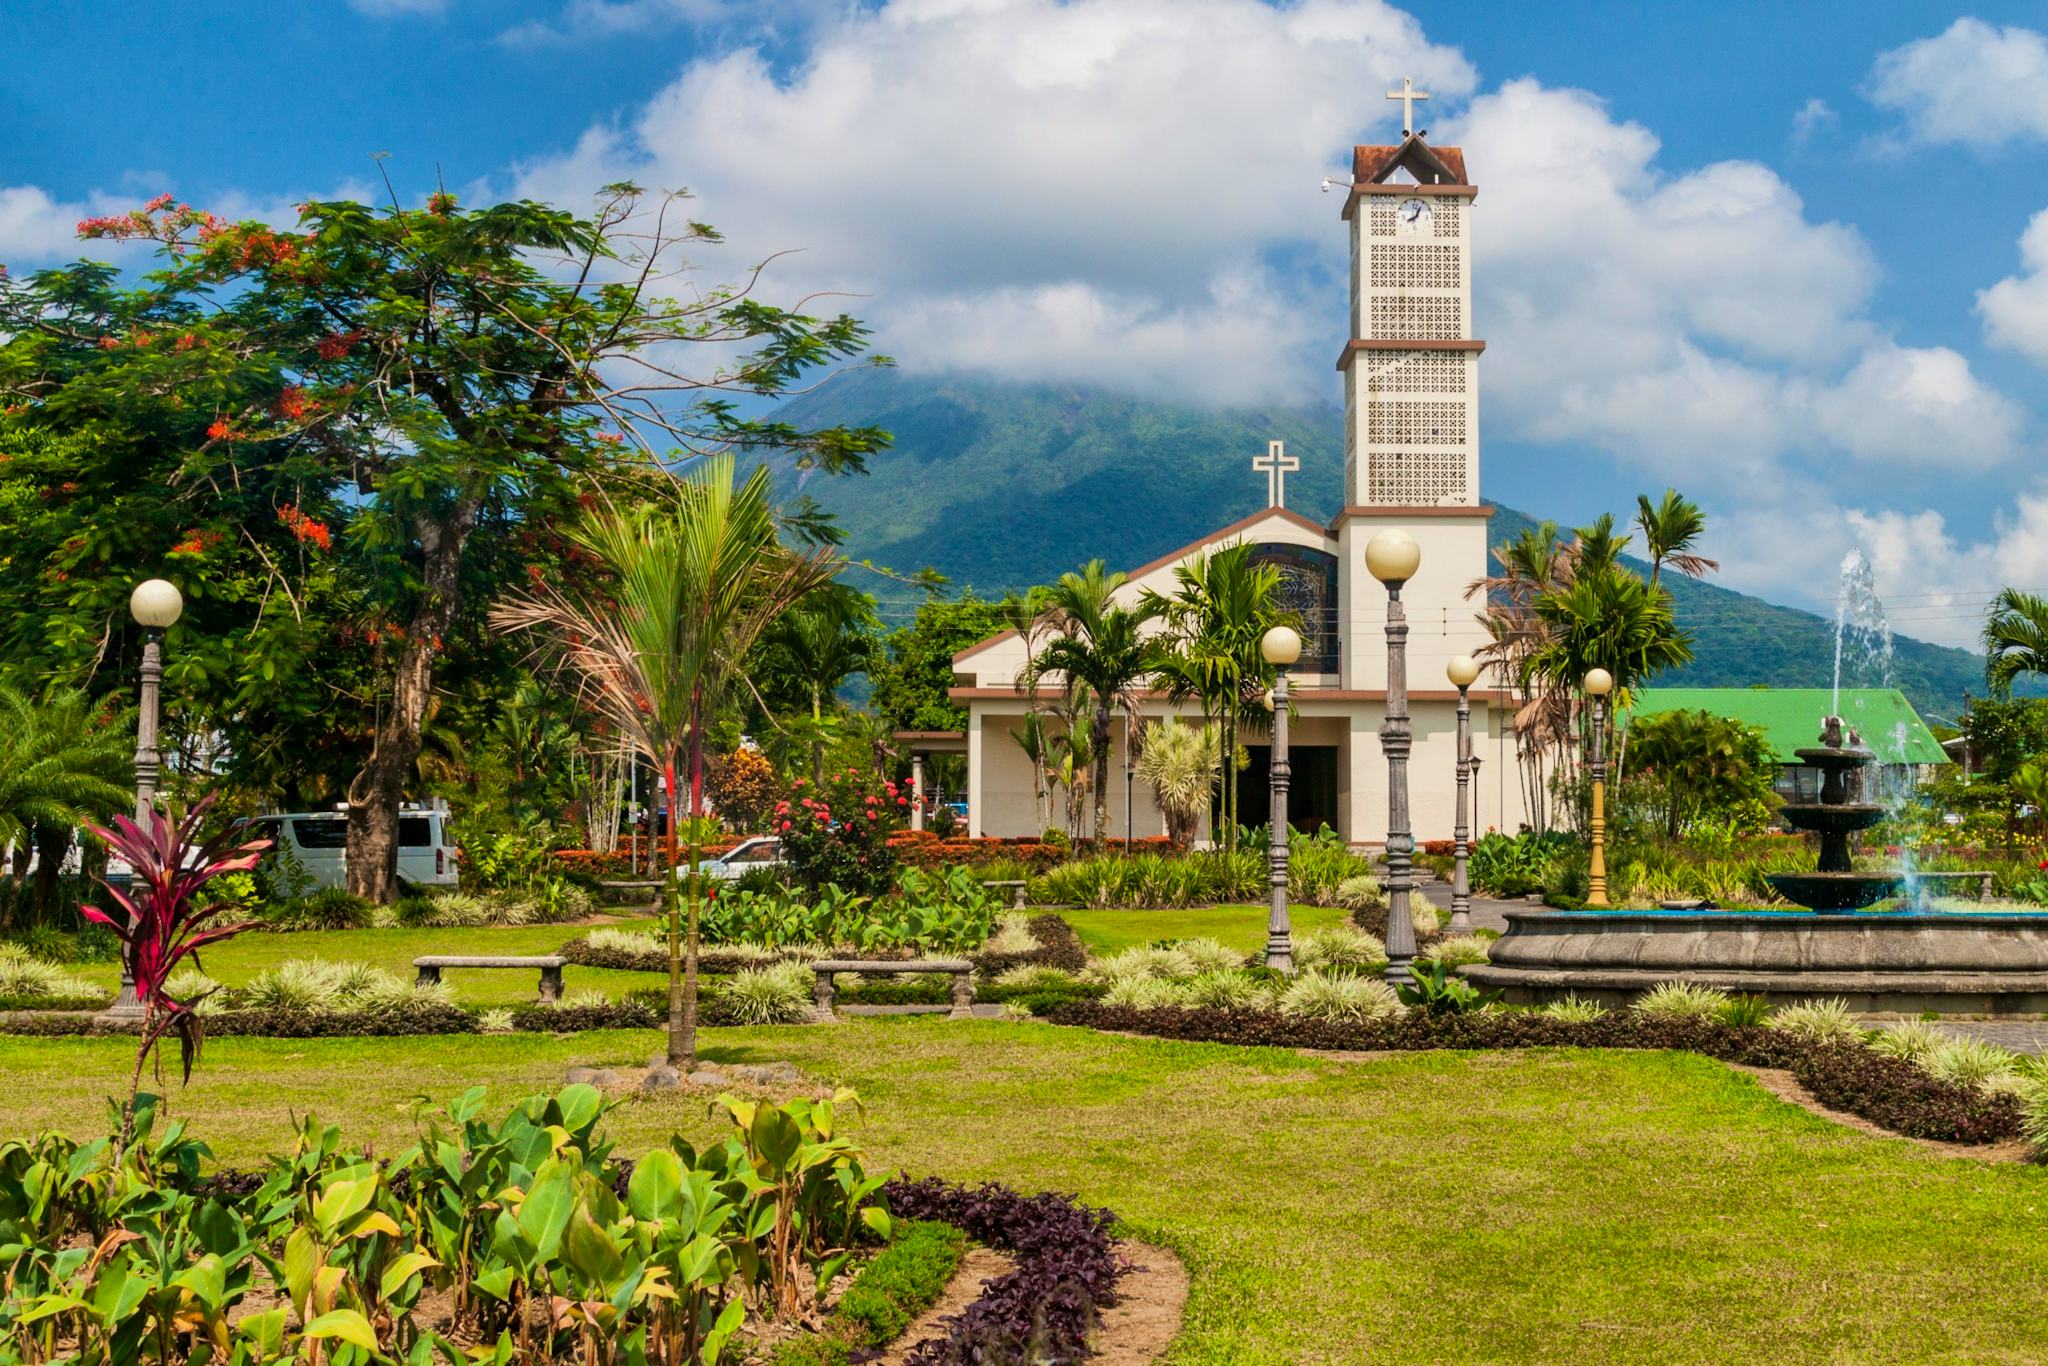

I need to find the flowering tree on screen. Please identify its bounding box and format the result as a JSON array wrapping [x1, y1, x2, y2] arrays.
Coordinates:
[[85, 795, 266, 1154], [776, 767, 908, 896], [2, 189, 887, 896]]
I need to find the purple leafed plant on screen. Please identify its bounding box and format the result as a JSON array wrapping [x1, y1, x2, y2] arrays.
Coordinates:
[[880, 1177, 1124, 1364], [86, 794, 268, 1151]]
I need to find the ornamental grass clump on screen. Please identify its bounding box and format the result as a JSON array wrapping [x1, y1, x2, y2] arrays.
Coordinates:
[[1766, 998, 1864, 1044], [1869, 1018, 1948, 1064], [993, 964, 1079, 992], [1922, 1036, 2024, 1091], [1539, 993, 1608, 1023], [719, 960, 815, 1025], [0, 944, 101, 1003], [1332, 873, 1387, 912], [1421, 933, 1491, 967], [1293, 925, 1387, 974], [1085, 945, 1199, 984], [1101, 976, 1193, 1009], [1633, 981, 1728, 1019], [1409, 892, 1444, 937], [1173, 937, 1248, 974], [1181, 969, 1273, 1011], [1278, 970, 1402, 1024], [983, 913, 1042, 956]]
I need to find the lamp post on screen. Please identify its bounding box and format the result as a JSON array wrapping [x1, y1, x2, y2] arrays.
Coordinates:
[[1446, 654, 1479, 934], [107, 578, 183, 1022], [1367, 530, 1422, 983], [1584, 667, 1614, 908], [1260, 624, 1303, 972]]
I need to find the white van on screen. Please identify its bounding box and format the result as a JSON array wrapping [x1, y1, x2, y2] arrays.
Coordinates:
[[247, 807, 460, 892]]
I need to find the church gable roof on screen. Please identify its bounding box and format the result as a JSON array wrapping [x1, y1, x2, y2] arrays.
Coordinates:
[[952, 506, 1332, 665], [1353, 135, 1467, 187]]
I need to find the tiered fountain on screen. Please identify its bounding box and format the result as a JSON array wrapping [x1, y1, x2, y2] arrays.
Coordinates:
[[1467, 714, 2048, 1017]]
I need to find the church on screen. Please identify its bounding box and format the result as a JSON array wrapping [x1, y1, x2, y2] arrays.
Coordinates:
[[932, 97, 1535, 847]]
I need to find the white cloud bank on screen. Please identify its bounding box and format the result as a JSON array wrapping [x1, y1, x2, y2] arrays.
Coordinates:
[[1979, 207, 2048, 369], [1866, 18, 2048, 150]]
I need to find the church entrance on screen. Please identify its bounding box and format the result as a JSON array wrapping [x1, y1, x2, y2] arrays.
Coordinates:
[[1233, 746, 1339, 838]]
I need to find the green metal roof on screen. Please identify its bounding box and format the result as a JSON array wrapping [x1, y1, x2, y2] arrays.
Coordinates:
[[1622, 687, 1949, 766]]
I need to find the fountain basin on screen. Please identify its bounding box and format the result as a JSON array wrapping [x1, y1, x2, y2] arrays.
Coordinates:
[[1776, 803, 1885, 836], [1464, 909, 2048, 1015], [1763, 870, 1902, 912]]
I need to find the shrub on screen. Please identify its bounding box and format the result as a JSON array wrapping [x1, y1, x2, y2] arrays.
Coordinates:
[[777, 769, 908, 896], [1540, 993, 1608, 1023], [1294, 925, 1387, 974], [720, 961, 816, 1025], [1633, 982, 1728, 1019], [1031, 850, 1259, 909], [1278, 970, 1402, 1023], [972, 914, 1087, 977], [1716, 994, 1773, 1027], [265, 885, 374, 931], [1767, 998, 1863, 1045], [477, 1007, 516, 1034], [1174, 937, 1248, 974], [1409, 891, 1444, 936], [992, 964, 1080, 993], [984, 912, 1042, 955]]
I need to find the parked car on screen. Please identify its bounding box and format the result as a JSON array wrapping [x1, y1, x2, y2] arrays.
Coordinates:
[[245, 807, 460, 892], [688, 835, 786, 882]]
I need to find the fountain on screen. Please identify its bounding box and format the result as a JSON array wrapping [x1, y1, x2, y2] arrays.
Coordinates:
[[1762, 715, 1902, 912]]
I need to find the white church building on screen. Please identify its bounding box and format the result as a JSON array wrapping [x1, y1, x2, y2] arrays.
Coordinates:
[[932, 120, 1535, 846]]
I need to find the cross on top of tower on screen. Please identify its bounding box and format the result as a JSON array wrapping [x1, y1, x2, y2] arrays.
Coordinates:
[[1386, 76, 1430, 136], [1253, 439, 1299, 509]]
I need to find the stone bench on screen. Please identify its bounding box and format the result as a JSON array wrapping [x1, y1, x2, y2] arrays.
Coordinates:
[[981, 879, 1028, 909], [809, 958, 975, 1022], [414, 955, 566, 1003]]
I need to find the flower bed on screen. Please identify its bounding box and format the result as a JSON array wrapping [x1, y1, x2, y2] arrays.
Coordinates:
[[560, 912, 1088, 979], [880, 1177, 1125, 1365], [1043, 1002, 2026, 1145]]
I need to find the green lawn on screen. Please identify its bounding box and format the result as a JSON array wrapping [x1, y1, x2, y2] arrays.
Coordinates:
[[1059, 902, 1353, 955], [4, 1020, 2044, 1363]]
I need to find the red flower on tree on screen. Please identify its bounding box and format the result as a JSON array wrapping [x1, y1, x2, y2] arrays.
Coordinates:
[[206, 417, 234, 441], [279, 504, 333, 550]]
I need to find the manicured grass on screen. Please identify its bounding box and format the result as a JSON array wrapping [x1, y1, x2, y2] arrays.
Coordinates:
[[64, 922, 660, 1006], [5, 1020, 2045, 1363], [1059, 902, 1354, 955]]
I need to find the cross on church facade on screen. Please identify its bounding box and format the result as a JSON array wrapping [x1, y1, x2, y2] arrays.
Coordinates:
[[1386, 76, 1429, 136], [1253, 440, 1299, 509]]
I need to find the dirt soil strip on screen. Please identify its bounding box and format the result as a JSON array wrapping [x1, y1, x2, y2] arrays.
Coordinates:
[[1726, 1064, 2033, 1162], [877, 1240, 1188, 1365]]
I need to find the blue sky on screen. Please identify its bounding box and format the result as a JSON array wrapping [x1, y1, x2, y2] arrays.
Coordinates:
[[5, 0, 2048, 645]]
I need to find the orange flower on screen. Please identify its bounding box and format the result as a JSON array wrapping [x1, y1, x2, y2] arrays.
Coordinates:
[[206, 418, 233, 441]]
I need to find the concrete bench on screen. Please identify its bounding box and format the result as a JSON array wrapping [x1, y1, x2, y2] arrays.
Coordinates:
[[414, 955, 566, 1003], [809, 958, 975, 1022], [981, 879, 1028, 909]]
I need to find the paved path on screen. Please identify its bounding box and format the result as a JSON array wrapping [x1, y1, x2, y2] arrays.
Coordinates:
[[1932, 1021, 2048, 1055]]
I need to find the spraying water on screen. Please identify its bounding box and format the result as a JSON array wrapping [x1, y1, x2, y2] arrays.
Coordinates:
[[1829, 550, 1920, 903], [1831, 549, 1894, 717]]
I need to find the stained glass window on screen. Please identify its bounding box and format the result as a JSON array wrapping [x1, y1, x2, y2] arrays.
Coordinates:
[[1249, 544, 1340, 673]]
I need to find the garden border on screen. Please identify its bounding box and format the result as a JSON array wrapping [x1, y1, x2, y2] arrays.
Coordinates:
[[1043, 1001, 2028, 1146]]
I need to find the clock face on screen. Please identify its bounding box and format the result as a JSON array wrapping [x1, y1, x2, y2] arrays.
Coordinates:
[[1396, 197, 1432, 235]]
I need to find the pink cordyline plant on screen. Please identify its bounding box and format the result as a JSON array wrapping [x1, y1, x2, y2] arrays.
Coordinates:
[[86, 793, 268, 1154]]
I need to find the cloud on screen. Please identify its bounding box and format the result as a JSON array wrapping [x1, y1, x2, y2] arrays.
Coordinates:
[[0, 186, 92, 266], [510, 0, 1477, 400], [1791, 97, 1837, 144], [1707, 485, 2048, 649], [1866, 18, 2048, 150], [1444, 80, 2020, 477], [1978, 207, 2048, 368], [0, 181, 380, 273]]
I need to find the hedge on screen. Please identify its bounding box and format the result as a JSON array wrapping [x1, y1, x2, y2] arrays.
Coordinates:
[[767, 1219, 967, 1365], [1043, 1001, 2025, 1146]]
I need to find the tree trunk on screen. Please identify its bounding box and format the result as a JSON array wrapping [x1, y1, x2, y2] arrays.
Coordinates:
[[346, 502, 477, 902], [1091, 703, 1112, 845], [31, 824, 69, 925]]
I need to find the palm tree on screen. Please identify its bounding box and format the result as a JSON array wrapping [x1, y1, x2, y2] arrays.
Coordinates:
[[1010, 712, 1053, 834], [1141, 544, 1287, 850], [0, 685, 133, 928], [1984, 588, 2048, 698], [1033, 562, 1156, 844], [753, 585, 878, 781], [1634, 489, 1718, 586], [1466, 521, 1570, 832], [491, 455, 834, 1066], [1134, 717, 1221, 848]]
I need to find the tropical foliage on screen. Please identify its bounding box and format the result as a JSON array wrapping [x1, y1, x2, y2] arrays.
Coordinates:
[[0, 684, 133, 928], [1984, 587, 2048, 699]]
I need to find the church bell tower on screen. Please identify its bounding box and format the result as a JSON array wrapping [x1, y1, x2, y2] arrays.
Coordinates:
[[1331, 96, 1493, 694]]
